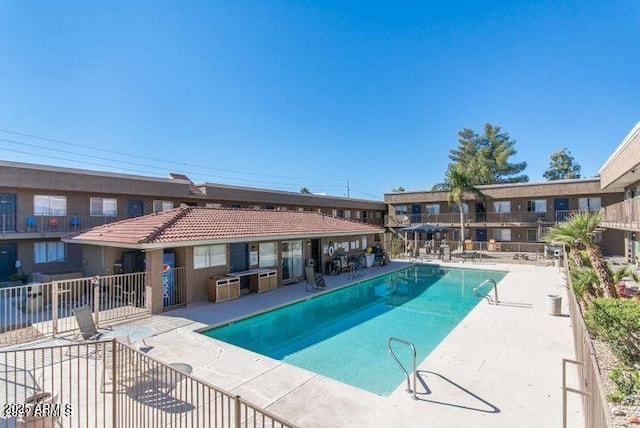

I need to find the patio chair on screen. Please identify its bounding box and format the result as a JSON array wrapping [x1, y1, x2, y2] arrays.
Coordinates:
[[25, 216, 38, 232], [305, 266, 326, 292], [72, 305, 105, 341], [71, 305, 130, 343], [70, 216, 81, 230], [47, 217, 59, 231]]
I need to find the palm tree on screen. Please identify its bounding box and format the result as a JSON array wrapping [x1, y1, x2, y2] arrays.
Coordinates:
[[571, 266, 600, 308], [545, 224, 585, 269], [546, 211, 617, 298], [446, 166, 483, 252]]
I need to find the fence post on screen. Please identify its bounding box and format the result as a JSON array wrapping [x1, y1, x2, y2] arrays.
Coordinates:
[[92, 276, 100, 327], [235, 395, 241, 428], [112, 339, 118, 427], [52, 281, 58, 336]]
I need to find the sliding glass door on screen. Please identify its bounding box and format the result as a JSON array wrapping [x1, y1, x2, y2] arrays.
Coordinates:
[[282, 240, 303, 281]]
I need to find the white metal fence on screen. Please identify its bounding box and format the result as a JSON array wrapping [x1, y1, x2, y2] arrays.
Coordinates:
[[0, 272, 152, 347], [0, 340, 298, 428]]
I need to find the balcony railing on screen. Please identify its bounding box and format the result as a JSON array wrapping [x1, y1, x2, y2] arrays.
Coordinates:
[[386, 211, 549, 227], [601, 197, 640, 231], [0, 212, 129, 235], [0, 272, 153, 347], [553, 209, 601, 223]]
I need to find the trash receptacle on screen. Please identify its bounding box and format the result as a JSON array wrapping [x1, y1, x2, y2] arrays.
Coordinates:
[[547, 294, 562, 316], [25, 283, 44, 313], [441, 245, 451, 262]]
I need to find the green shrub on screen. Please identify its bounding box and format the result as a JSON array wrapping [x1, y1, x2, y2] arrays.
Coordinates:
[[608, 366, 640, 403], [578, 250, 591, 267], [389, 236, 403, 258], [584, 298, 640, 365]]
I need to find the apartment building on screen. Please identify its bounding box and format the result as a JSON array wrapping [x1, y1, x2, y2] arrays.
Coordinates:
[[0, 161, 386, 282], [384, 178, 624, 255], [600, 121, 640, 262]]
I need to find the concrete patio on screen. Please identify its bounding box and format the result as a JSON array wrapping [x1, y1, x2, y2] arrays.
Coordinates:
[[91, 259, 584, 428], [2, 259, 584, 427]]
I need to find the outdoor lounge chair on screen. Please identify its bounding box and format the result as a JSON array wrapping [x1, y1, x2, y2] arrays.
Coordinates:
[[72, 305, 107, 341], [305, 266, 326, 292], [71, 305, 130, 342]]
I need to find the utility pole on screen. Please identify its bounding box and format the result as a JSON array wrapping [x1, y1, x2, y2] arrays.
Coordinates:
[[346, 181, 350, 198]]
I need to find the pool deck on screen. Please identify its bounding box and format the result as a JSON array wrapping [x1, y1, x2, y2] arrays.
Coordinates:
[[103, 260, 583, 427], [7, 260, 583, 427]]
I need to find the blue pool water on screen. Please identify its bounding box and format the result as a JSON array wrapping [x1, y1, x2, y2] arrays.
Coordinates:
[[202, 265, 506, 395]]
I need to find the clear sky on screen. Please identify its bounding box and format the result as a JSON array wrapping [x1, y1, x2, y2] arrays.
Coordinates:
[[0, 1, 638, 200]]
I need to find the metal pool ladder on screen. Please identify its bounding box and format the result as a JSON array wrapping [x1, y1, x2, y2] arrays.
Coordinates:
[[473, 279, 499, 305], [388, 337, 417, 400]]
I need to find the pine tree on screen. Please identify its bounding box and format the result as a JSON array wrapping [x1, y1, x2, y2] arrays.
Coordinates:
[[543, 148, 581, 181], [438, 123, 528, 188]]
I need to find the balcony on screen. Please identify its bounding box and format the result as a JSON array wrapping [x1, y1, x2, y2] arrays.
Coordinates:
[[0, 213, 127, 237], [601, 197, 640, 232], [385, 211, 549, 227]]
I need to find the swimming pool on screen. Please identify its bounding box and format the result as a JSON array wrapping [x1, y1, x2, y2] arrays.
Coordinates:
[[202, 265, 506, 395]]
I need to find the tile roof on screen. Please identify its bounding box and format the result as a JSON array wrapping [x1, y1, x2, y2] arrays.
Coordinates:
[[67, 207, 385, 248]]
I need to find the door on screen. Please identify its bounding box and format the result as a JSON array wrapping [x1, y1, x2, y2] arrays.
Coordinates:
[[0, 243, 17, 281], [554, 198, 569, 222], [475, 203, 486, 222], [475, 229, 488, 242], [282, 240, 303, 282], [230, 243, 249, 290], [411, 205, 422, 223], [0, 193, 16, 232], [162, 252, 177, 308], [127, 200, 144, 218], [311, 239, 321, 272]]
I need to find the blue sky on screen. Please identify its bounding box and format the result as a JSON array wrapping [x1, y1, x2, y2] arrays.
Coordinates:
[[0, 1, 638, 200]]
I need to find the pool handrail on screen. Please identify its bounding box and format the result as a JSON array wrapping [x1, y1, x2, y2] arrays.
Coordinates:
[[387, 336, 417, 400], [473, 279, 499, 305]]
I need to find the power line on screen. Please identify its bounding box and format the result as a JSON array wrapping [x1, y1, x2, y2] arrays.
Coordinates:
[[0, 128, 348, 183], [0, 137, 349, 190], [0, 128, 385, 199]]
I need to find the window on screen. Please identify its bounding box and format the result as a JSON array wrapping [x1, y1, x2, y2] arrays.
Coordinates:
[[452, 203, 469, 214], [578, 197, 601, 211], [362, 236, 368, 249], [193, 244, 226, 269], [336, 209, 344, 218], [493, 229, 511, 241], [34, 241, 66, 263], [259, 242, 277, 268], [527, 229, 538, 242], [34, 195, 67, 216], [395, 205, 408, 215], [344, 210, 351, 219], [425, 204, 440, 215], [153, 200, 174, 213], [206, 203, 222, 208], [527, 199, 547, 213], [493, 201, 511, 213], [90, 198, 117, 216]]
